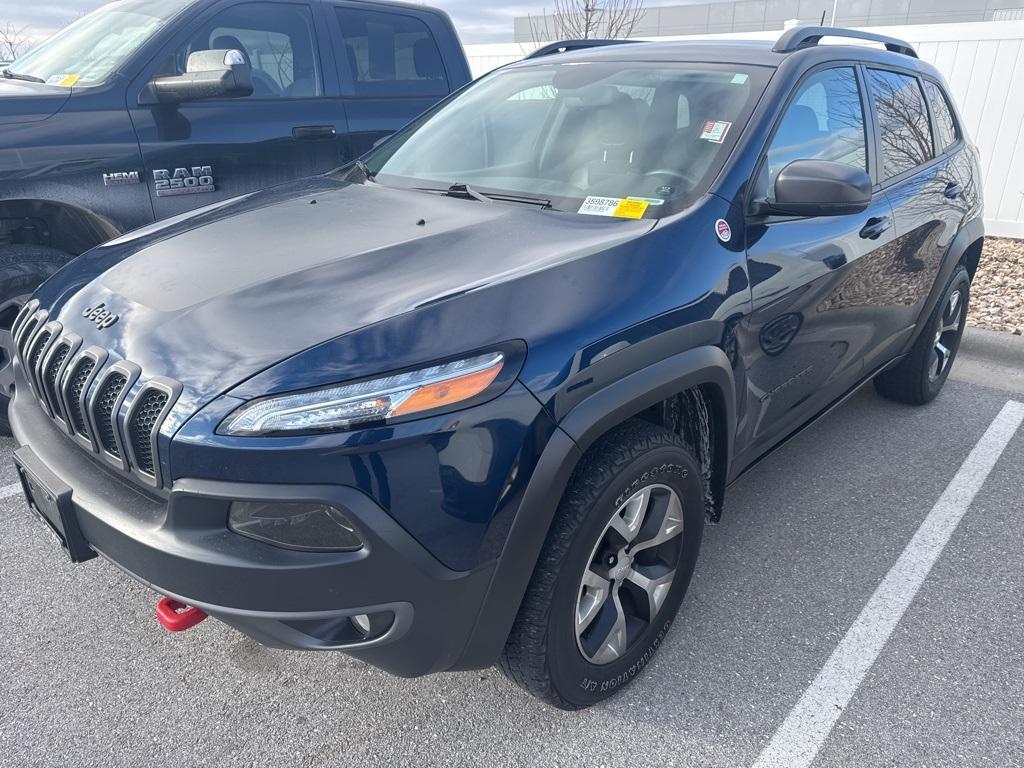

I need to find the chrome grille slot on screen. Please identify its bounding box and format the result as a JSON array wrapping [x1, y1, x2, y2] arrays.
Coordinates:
[[42, 341, 71, 417], [65, 357, 97, 438], [27, 329, 52, 372], [127, 389, 169, 477], [93, 373, 128, 457]]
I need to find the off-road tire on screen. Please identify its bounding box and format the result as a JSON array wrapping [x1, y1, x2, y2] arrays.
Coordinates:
[[499, 419, 706, 709], [0, 245, 72, 435]]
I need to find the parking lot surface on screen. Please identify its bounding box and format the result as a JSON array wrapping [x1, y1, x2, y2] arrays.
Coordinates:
[[2, 377, 1021, 768]]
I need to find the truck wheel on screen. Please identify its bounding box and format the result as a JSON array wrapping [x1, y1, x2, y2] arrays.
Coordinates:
[[874, 265, 970, 406], [0, 245, 72, 435], [500, 419, 705, 709]]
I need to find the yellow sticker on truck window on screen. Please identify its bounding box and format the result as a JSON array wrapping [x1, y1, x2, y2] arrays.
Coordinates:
[[578, 196, 650, 219]]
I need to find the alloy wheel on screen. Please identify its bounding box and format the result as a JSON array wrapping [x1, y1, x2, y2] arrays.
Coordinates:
[[930, 288, 964, 382], [575, 483, 685, 665]]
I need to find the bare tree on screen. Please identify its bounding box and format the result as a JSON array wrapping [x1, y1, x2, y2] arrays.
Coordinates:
[[529, 0, 646, 45], [0, 22, 34, 62]]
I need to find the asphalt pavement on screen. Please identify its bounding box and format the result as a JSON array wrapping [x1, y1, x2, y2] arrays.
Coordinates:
[[1, 371, 1021, 768]]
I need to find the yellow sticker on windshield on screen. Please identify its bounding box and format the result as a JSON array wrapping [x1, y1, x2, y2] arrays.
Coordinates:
[[613, 199, 649, 219], [59, 74, 80, 87]]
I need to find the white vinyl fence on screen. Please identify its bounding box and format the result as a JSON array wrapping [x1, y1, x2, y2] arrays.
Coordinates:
[[465, 21, 1024, 238]]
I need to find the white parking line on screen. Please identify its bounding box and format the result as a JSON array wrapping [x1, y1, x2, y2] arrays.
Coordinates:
[[0, 482, 23, 500], [752, 399, 1024, 768]]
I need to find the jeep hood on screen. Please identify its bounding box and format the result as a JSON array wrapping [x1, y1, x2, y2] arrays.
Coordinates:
[[0, 79, 71, 125], [43, 176, 653, 411]]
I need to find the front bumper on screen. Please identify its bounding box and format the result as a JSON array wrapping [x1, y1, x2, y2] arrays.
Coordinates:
[[11, 390, 496, 677]]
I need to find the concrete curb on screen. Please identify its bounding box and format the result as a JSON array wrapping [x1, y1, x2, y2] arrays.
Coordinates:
[[952, 326, 1024, 395]]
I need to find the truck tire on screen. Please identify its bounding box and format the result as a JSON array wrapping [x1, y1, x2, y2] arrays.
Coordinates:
[[0, 245, 72, 435], [500, 419, 706, 709], [874, 265, 970, 406]]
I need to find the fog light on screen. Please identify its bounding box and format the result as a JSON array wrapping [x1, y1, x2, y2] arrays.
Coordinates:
[[228, 501, 364, 552]]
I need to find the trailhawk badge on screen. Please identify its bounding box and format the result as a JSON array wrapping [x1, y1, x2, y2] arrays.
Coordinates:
[[153, 166, 215, 197]]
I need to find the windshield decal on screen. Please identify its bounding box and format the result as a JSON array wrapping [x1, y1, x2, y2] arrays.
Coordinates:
[[699, 120, 732, 144], [45, 74, 80, 87], [578, 196, 649, 219]]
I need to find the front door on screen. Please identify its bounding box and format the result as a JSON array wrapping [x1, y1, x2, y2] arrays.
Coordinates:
[[129, 0, 348, 220], [738, 65, 896, 464]]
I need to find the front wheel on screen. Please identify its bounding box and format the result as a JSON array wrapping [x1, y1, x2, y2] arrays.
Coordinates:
[[500, 420, 706, 709], [0, 245, 72, 434]]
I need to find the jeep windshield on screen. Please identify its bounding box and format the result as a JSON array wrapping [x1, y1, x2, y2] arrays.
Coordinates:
[[361, 60, 771, 218], [5, 0, 193, 88]]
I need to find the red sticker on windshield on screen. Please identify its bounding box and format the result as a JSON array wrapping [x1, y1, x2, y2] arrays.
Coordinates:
[[715, 218, 732, 242]]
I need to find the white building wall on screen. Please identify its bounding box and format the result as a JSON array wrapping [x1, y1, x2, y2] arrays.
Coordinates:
[[464, 20, 1024, 238]]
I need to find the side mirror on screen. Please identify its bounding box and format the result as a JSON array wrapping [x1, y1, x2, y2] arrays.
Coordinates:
[[754, 159, 872, 217], [140, 49, 253, 105]]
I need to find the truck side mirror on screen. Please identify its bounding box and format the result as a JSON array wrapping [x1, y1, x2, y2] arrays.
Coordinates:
[[140, 49, 253, 106]]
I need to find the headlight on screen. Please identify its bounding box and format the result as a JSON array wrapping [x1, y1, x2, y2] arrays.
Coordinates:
[[221, 351, 505, 436]]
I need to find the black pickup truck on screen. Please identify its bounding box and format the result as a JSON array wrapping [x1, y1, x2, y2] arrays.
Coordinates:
[[0, 0, 471, 429]]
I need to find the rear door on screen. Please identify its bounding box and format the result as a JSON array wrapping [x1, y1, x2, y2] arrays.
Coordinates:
[[864, 67, 961, 363], [739, 65, 896, 463], [129, 0, 348, 219], [326, 2, 453, 157]]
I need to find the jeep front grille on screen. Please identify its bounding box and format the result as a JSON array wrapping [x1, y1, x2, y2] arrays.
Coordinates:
[[15, 310, 180, 488], [94, 373, 128, 457], [65, 358, 97, 437], [127, 389, 169, 477]]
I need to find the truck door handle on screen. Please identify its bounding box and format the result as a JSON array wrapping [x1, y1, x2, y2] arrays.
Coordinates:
[[292, 125, 337, 140], [944, 182, 962, 199], [859, 216, 891, 240]]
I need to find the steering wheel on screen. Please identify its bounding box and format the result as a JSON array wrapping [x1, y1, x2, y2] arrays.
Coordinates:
[[642, 169, 698, 194]]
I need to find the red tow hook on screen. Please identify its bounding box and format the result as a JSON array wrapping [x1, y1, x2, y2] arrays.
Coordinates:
[[155, 596, 208, 632]]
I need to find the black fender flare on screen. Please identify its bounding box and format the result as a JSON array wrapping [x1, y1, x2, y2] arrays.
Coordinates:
[[902, 215, 984, 355], [452, 345, 737, 670]]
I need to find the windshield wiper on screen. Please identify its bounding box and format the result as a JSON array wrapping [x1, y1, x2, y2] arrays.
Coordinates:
[[415, 183, 551, 209], [2, 68, 46, 84], [352, 158, 376, 182]]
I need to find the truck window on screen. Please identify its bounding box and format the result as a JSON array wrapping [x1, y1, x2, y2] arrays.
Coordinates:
[[174, 2, 322, 99], [335, 7, 448, 98]]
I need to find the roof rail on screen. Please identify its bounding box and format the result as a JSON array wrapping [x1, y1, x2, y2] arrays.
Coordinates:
[[772, 26, 918, 58], [526, 39, 638, 59]]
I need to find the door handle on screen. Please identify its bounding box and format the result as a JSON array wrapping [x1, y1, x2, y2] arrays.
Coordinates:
[[292, 125, 337, 140], [859, 215, 891, 240], [944, 182, 962, 199]]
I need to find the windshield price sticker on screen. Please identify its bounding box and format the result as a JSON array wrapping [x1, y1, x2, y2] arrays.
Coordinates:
[[45, 74, 81, 87], [578, 197, 650, 219], [700, 120, 732, 144]]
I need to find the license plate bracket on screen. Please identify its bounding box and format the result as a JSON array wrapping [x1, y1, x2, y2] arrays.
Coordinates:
[[14, 447, 96, 563]]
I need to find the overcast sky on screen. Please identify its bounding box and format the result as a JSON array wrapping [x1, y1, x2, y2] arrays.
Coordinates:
[[3, 0, 699, 44]]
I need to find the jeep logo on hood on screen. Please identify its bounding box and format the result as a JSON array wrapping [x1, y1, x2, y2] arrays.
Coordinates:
[[82, 303, 119, 329]]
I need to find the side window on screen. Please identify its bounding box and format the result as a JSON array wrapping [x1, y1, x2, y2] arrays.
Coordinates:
[[766, 67, 867, 195], [868, 69, 934, 179], [174, 2, 322, 99], [335, 7, 448, 97], [923, 80, 959, 152]]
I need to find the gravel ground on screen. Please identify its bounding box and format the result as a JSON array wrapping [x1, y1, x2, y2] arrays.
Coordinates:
[[968, 237, 1024, 335]]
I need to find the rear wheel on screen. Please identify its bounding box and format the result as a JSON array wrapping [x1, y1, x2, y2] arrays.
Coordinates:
[[874, 265, 970, 405], [500, 420, 706, 709], [0, 245, 72, 434]]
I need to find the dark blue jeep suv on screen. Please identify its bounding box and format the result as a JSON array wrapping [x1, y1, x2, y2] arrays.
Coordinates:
[[10, 28, 984, 708]]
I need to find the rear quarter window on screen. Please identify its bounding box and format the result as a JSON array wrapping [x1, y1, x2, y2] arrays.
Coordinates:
[[923, 80, 960, 152]]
